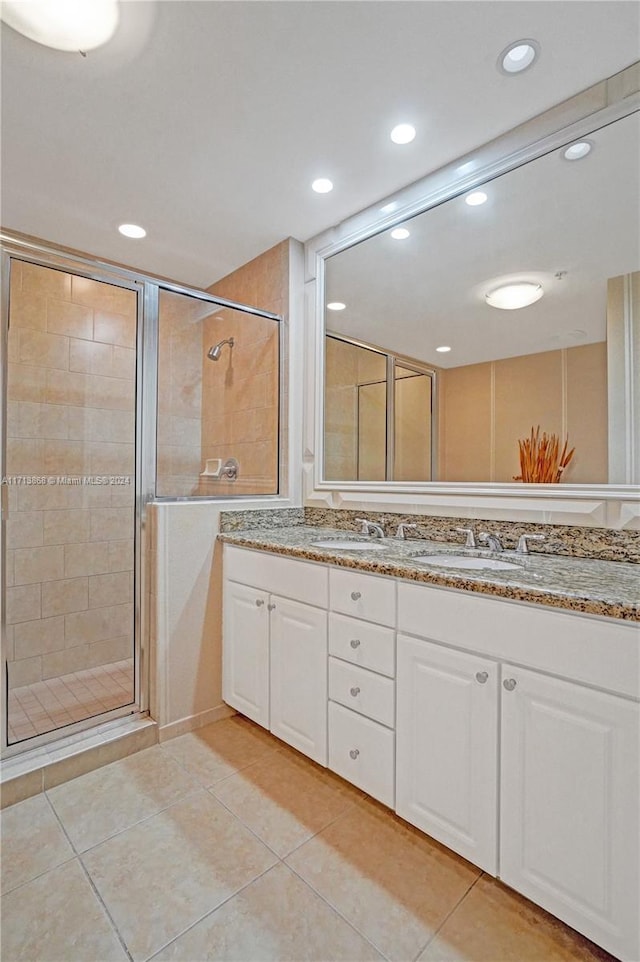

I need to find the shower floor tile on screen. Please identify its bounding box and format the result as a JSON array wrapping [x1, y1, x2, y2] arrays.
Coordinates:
[[7, 659, 134, 744]]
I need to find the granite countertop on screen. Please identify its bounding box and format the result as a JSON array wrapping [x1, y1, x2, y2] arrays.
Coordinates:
[[219, 525, 640, 622]]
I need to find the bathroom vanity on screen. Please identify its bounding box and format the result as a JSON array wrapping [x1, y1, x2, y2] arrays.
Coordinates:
[[220, 527, 639, 962]]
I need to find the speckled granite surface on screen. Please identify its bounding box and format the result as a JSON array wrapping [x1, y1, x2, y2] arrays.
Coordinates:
[[219, 525, 640, 622], [219, 508, 304, 531]]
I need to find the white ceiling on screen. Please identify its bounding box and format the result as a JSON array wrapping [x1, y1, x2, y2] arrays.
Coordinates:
[[326, 112, 640, 367], [1, 1, 639, 289]]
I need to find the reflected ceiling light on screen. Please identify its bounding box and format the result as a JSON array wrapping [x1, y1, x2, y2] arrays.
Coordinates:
[[563, 141, 592, 161], [391, 227, 410, 240], [390, 124, 416, 145], [465, 191, 487, 206], [312, 178, 333, 193], [327, 302, 346, 311], [436, 346, 452, 353], [380, 202, 398, 214], [485, 282, 543, 310], [498, 40, 539, 75], [1, 0, 119, 52], [118, 223, 146, 239]]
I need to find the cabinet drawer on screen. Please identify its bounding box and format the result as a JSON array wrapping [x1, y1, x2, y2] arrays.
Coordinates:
[[328, 701, 395, 808], [224, 545, 328, 607], [330, 568, 396, 627], [329, 613, 395, 677], [329, 657, 395, 728]]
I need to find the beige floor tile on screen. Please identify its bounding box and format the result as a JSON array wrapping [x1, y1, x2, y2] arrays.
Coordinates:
[[159, 715, 280, 787], [83, 791, 278, 962], [286, 797, 481, 962], [210, 745, 362, 858], [0, 793, 74, 894], [417, 875, 617, 962], [47, 745, 201, 851], [152, 862, 383, 962], [0, 859, 128, 962]]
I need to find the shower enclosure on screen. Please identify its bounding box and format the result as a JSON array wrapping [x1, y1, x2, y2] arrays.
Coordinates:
[[1, 234, 282, 755]]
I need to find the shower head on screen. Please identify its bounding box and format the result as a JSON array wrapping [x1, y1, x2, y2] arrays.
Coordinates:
[[207, 336, 234, 361]]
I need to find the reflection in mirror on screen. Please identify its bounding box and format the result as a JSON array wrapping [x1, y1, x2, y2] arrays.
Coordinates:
[[324, 111, 639, 484]]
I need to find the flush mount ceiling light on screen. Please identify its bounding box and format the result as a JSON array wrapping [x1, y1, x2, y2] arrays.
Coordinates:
[[485, 282, 544, 310], [436, 345, 452, 353], [465, 191, 487, 206], [563, 141, 592, 161], [312, 178, 333, 194], [498, 39, 539, 75], [1, 0, 119, 52], [390, 124, 416, 145], [391, 227, 410, 240], [118, 223, 146, 239], [327, 302, 346, 311]]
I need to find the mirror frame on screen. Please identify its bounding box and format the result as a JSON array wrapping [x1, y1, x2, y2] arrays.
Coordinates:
[[303, 62, 640, 523]]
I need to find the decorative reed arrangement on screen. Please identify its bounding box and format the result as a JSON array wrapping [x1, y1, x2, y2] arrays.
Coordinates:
[[514, 426, 575, 483]]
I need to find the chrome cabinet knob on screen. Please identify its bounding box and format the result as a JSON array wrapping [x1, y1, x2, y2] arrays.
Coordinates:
[[267, 602, 276, 611], [503, 678, 517, 691], [350, 638, 361, 649], [350, 686, 360, 697], [350, 591, 361, 601], [349, 749, 360, 759], [255, 599, 264, 607], [475, 671, 489, 684]]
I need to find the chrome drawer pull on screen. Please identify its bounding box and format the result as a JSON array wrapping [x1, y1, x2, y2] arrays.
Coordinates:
[[475, 671, 489, 684], [350, 638, 361, 648], [350, 591, 361, 601], [255, 599, 264, 607], [503, 678, 517, 691], [350, 686, 360, 697], [349, 749, 360, 759], [267, 603, 276, 611]]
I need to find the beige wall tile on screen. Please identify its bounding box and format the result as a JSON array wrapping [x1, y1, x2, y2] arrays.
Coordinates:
[[87, 636, 133, 670], [64, 603, 133, 646], [70, 409, 134, 444], [14, 615, 65, 658], [7, 512, 43, 549], [41, 645, 90, 680], [43, 508, 91, 545], [8, 655, 42, 688], [88, 442, 135, 475], [441, 363, 492, 482], [71, 275, 136, 317], [43, 440, 86, 476], [64, 541, 111, 578], [108, 540, 134, 572], [17, 329, 68, 372], [21, 262, 71, 299], [14, 545, 65, 585], [6, 584, 42, 625], [87, 375, 135, 412], [47, 299, 93, 340], [8, 287, 47, 331], [7, 363, 47, 403], [45, 369, 89, 407], [18, 483, 83, 512], [42, 577, 88, 619], [94, 311, 136, 349], [6, 438, 44, 474], [112, 346, 136, 380], [69, 339, 113, 376], [90, 508, 133, 542], [5, 550, 15, 587], [89, 572, 133, 609], [12, 402, 69, 440], [565, 342, 608, 484]]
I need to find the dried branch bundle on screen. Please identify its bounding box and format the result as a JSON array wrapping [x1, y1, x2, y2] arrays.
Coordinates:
[[514, 426, 575, 483]]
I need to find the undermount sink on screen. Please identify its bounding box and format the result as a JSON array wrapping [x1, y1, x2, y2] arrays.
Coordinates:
[[310, 540, 387, 551], [413, 554, 521, 571]]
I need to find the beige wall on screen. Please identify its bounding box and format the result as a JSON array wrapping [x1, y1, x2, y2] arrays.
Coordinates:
[[5, 261, 136, 691], [440, 342, 608, 483]]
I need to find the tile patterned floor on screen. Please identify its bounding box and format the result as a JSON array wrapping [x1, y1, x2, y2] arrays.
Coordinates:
[[0, 716, 617, 962], [7, 659, 134, 743]]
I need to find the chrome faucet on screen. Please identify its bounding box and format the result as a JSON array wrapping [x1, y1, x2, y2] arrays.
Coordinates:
[[395, 522, 417, 540], [516, 534, 546, 554], [455, 527, 477, 548], [479, 531, 503, 552], [355, 518, 385, 538]]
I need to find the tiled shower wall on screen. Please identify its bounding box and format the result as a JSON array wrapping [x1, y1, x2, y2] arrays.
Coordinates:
[[5, 261, 136, 689]]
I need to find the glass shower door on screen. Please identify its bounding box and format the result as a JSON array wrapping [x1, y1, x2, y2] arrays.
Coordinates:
[[3, 257, 139, 745]]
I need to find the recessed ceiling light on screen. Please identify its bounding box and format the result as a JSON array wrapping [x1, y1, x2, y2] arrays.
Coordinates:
[[465, 191, 488, 206], [563, 141, 592, 161], [327, 302, 346, 311], [498, 40, 539, 75], [1, 0, 119, 52], [436, 345, 452, 353], [118, 223, 146, 239], [390, 124, 416, 145], [485, 282, 544, 310], [391, 227, 410, 240], [312, 178, 333, 194]]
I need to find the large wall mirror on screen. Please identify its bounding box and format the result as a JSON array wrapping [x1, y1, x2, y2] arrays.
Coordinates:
[[319, 102, 639, 492]]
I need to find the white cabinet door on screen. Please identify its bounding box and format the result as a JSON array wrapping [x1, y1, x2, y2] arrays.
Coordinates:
[[222, 581, 270, 728], [500, 665, 640, 962], [270, 596, 328, 764], [396, 634, 499, 874]]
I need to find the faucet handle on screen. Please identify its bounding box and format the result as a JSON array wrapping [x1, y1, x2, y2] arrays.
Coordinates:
[[516, 534, 546, 555], [355, 518, 370, 534], [396, 523, 417, 540], [455, 527, 476, 548]]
